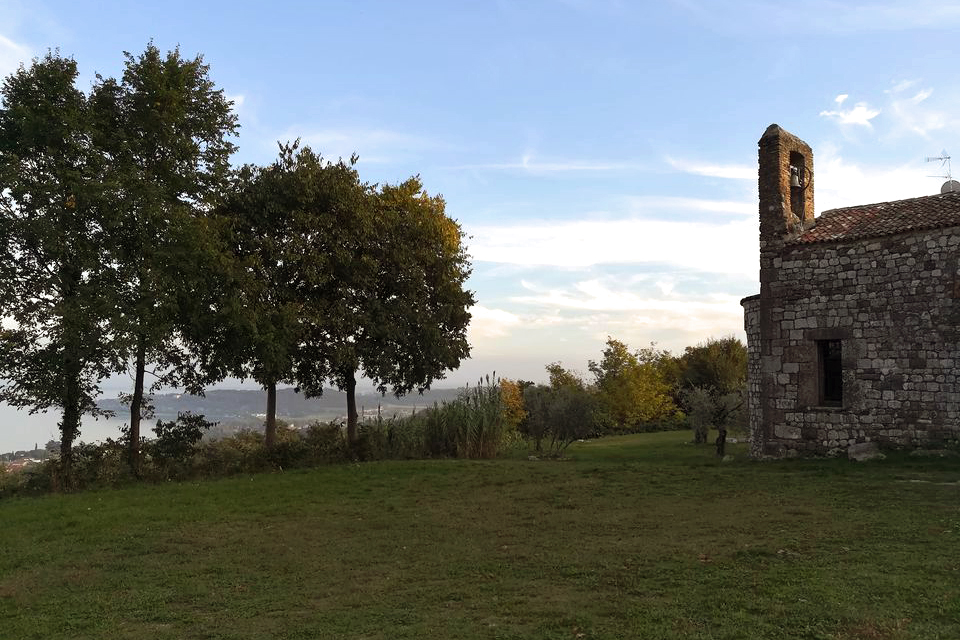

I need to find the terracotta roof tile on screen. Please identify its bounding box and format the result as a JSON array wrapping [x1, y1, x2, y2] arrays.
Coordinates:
[[789, 191, 960, 245]]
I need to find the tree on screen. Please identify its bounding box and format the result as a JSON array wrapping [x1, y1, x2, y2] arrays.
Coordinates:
[[680, 336, 747, 395], [676, 337, 748, 451], [588, 338, 678, 432], [216, 143, 369, 448], [545, 362, 585, 391], [0, 52, 122, 480], [96, 43, 237, 471], [522, 382, 597, 455], [499, 378, 527, 429], [301, 177, 474, 445]]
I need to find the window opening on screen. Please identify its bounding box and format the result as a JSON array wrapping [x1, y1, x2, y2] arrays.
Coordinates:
[[818, 339, 842, 406], [789, 151, 805, 219]]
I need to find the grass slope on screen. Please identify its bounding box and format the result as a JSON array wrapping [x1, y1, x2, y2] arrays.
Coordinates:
[[1, 432, 958, 639]]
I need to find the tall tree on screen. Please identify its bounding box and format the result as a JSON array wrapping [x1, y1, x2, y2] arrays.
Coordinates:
[[0, 53, 122, 480], [217, 143, 369, 448], [299, 177, 475, 444], [97, 43, 237, 470]]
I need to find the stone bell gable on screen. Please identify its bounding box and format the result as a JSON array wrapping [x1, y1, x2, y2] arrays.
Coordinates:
[[742, 124, 960, 458]]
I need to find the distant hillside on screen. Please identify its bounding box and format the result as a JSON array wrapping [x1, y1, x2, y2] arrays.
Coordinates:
[[96, 387, 463, 430]]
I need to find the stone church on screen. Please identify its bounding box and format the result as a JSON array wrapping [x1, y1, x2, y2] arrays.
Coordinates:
[[742, 124, 960, 457]]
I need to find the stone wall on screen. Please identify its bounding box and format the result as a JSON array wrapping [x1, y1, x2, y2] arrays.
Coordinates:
[[741, 295, 763, 457], [754, 228, 960, 456]]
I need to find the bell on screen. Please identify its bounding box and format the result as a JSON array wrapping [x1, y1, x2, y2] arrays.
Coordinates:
[[790, 167, 801, 188]]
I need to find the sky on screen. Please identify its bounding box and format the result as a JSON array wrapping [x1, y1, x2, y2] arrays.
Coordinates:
[[4, 0, 960, 390]]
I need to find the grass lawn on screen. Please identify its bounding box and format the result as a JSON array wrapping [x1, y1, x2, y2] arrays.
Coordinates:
[[1, 431, 958, 639]]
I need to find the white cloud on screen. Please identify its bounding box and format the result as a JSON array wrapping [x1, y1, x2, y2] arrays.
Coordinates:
[[665, 156, 754, 180], [508, 279, 747, 347], [835, 94, 849, 105], [468, 305, 522, 339], [514, 279, 743, 314], [624, 195, 753, 217], [814, 143, 938, 211], [466, 215, 757, 277], [227, 93, 245, 109], [0, 34, 29, 78], [820, 101, 881, 128]]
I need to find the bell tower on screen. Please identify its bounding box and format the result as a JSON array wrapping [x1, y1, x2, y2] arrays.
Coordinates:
[[758, 124, 814, 251]]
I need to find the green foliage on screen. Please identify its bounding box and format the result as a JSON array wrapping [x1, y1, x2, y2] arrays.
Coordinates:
[[148, 412, 216, 476], [0, 52, 123, 477], [522, 383, 598, 454], [676, 337, 748, 442], [588, 337, 679, 433], [545, 362, 584, 390], [680, 386, 715, 444], [97, 42, 238, 468], [215, 142, 370, 447], [680, 335, 747, 394], [358, 376, 514, 460], [314, 177, 476, 444]]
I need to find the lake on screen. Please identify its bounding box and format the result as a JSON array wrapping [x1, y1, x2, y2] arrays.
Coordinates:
[[0, 403, 131, 453]]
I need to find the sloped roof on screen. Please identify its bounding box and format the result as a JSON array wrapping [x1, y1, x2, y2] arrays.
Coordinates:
[[790, 191, 960, 245]]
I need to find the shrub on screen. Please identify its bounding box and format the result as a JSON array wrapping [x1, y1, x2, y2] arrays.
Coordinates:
[[522, 384, 598, 455], [196, 429, 270, 476], [151, 412, 215, 461], [303, 422, 350, 462]]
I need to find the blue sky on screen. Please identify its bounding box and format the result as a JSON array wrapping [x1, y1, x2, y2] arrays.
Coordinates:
[[4, 0, 960, 387]]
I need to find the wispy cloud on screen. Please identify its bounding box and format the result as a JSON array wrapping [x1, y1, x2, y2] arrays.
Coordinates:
[[506, 278, 747, 349], [268, 127, 435, 164], [884, 80, 945, 138], [226, 93, 245, 109], [676, 0, 960, 34], [514, 279, 743, 313], [466, 215, 756, 276], [624, 195, 753, 217], [458, 153, 645, 173], [665, 156, 754, 180], [0, 34, 30, 78]]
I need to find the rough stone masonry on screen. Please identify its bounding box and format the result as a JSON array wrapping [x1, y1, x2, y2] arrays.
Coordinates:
[[742, 124, 960, 458]]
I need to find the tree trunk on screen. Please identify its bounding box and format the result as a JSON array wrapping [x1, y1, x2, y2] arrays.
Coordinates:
[[59, 367, 82, 490], [715, 427, 727, 457], [265, 380, 277, 448], [58, 267, 83, 489], [345, 370, 358, 445], [128, 334, 146, 474]]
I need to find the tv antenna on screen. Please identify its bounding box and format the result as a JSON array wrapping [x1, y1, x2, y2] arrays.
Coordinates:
[[926, 151, 960, 193]]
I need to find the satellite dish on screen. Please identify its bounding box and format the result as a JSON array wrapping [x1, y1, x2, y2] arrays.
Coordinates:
[[942, 180, 960, 194]]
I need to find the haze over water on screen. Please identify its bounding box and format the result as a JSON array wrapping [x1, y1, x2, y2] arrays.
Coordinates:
[[0, 403, 129, 453]]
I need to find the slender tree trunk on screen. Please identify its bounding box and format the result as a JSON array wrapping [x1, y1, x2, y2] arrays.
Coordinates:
[[59, 362, 82, 490], [58, 268, 83, 489], [265, 380, 277, 448], [129, 334, 146, 474], [345, 370, 358, 445], [716, 426, 727, 457]]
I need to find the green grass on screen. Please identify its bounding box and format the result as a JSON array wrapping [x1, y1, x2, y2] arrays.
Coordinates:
[[1, 431, 958, 639]]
